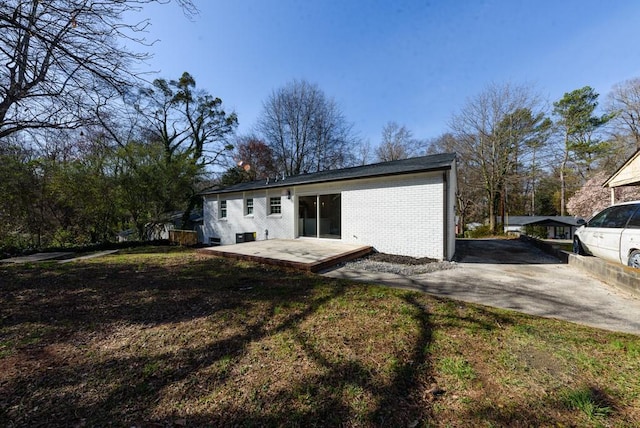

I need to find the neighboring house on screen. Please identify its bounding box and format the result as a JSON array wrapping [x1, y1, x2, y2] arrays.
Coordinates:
[[116, 224, 172, 242], [168, 210, 205, 243], [201, 153, 457, 260], [604, 149, 640, 203], [116, 228, 136, 243], [502, 216, 584, 240], [466, 222, 483, 231], [116, 210, 204, 243]]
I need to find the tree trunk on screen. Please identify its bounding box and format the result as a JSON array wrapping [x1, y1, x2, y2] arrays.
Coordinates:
[[181, 194, 198, 230], [457, 194, 467, 237], [530, 148, 537, 215], [560, 137, 569, 216], [500, 189, 506, 232], [488, 189, 496, 234]]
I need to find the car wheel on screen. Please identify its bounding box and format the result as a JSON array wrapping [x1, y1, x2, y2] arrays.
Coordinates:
[[573, 237, 586, 255], [628, 250, 640, 269]]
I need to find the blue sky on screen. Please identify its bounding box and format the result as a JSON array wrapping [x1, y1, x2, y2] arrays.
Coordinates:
[[135, 0, 640, 147]]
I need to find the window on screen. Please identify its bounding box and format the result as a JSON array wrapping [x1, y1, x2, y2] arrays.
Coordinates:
[[602, 205, 637, 228], [554, 226, 567, 239], [269, 197, 281, 214], [588, 204, 639, 228], [587, 207, 613, 228], [245, 198, 254, 215], [627, 205, 640, 228], [219, 200, 227, 218]]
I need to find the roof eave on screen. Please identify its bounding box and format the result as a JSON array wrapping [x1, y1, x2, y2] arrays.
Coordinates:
[[202, 155, 455, 197], [603, 149, 640, 188]]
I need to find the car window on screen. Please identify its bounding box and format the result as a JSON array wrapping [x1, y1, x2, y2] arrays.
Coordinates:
[[601, 205, 638, 228], [587, 207, 614, 227], [626, 204, 640, 228]]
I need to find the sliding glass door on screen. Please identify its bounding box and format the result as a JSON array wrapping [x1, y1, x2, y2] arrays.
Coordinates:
[[319, 194, 341, 238], [298, 194, 341, 239], [298, 196, 317, 237]]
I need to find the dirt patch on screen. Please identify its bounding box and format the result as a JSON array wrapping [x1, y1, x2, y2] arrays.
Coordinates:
[[515, 345, 570, 381]]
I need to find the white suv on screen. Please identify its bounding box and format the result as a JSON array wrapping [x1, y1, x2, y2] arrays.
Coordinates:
[[573, 201, 640, 268]]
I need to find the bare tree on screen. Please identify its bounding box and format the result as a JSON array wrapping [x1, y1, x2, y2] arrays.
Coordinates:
[[448, 83, 550, 233], [0, 0, 197, 139], [607, 78, 640, 150], [257, 79, 357, 175], [354, 139, 373, 165], [428, 132, 485, 235], [375, 121, 422, 161]]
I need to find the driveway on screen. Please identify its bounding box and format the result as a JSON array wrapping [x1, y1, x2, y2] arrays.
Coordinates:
[[324, 239, 640, 335]]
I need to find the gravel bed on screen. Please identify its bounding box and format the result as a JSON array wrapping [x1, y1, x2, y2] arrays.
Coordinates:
[[340, 252, 458, 276]]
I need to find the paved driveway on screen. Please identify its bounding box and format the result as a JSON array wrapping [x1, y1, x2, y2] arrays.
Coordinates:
[[325, 239, 640, 335]]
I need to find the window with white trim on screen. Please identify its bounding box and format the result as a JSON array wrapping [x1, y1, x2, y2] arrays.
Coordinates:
[[245, 198, 254, 215], [269, 197, 281, 214], [219, 200, 227, 218]]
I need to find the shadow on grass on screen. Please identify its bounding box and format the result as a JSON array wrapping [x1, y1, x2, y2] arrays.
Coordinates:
[[2, 255, 437, 426], [1, 253, 629, 427]]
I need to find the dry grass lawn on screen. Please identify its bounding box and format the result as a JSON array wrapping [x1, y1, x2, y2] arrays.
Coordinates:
[[1, 247, 639, 427]]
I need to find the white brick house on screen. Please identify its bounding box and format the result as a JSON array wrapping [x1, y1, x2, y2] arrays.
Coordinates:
[[202, 153, 457, 260]]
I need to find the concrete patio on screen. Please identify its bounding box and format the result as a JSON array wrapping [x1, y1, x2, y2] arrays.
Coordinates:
[[197, 239, 373, 272]]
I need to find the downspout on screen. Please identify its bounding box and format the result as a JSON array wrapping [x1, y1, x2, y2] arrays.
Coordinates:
[[443, 170, 448, 260]]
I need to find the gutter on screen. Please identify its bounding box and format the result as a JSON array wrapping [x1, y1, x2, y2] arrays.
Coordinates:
[[201, 159, 455, 197]]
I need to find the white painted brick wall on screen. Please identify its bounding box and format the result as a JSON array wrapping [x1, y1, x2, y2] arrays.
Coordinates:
[[202, 189, 295, 245], [203, 170, 450, 259], [340, 174, 444, 258]]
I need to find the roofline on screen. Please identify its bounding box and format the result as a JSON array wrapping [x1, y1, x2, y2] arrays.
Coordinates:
[[603, 148, 640, 187], [518, 219, 582, 227], [205, 165, 453, 196], [202, 153, 456, 196], [501, 215, 584, 227]]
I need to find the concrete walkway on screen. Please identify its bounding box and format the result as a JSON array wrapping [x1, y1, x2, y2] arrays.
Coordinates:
[[324, 239, 640, 336], [1, 250, 119, 264], [57, 250, 119, 263], [0, 252, 74, 263]]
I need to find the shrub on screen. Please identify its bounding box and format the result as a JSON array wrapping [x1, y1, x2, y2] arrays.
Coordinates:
[[465, 224, 492, 238], [523, 225, 548, 239]]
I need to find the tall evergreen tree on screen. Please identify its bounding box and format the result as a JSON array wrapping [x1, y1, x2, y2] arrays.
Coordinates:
[[553, 86, 613, 215]]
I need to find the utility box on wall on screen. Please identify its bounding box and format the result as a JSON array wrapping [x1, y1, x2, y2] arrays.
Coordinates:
[[236, 232, 256, 243]]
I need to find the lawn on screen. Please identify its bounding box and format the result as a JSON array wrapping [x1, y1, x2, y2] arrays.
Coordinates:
[[1, 247, 639, 427]]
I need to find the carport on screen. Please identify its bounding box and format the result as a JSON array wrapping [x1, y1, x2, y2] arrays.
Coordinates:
[[520, 218, 579, 239], [505, 216, 582, 240]]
